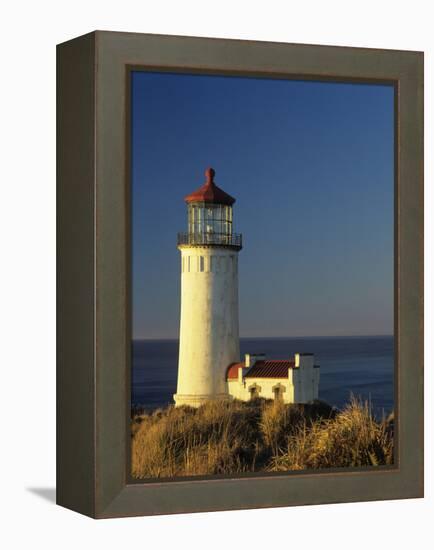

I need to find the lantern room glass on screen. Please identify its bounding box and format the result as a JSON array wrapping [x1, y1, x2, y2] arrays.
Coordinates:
[[188, 203, 233, 243]]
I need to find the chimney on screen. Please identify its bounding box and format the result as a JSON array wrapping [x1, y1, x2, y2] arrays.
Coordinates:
[[294, 353, 314, 368], [245, 353, 265, 367]]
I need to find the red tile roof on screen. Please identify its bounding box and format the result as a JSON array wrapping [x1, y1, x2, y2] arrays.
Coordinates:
[[246, 360, 295, 378], [226, 360, 295, 380], [185, 168, 236, 206], [226, 362, 243, 379]]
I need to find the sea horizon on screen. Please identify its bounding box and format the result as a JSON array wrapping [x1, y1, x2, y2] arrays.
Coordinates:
[[133, 334, 394, 341], [132, 335, 394, 417]]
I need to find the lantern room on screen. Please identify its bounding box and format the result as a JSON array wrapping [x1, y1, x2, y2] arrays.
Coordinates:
[[177, 168, 242, 249]]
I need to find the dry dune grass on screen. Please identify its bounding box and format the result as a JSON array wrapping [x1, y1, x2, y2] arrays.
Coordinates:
[[268, 397, 394, 471], [131, 397, 393, 479], [131, 399, 261, 478]]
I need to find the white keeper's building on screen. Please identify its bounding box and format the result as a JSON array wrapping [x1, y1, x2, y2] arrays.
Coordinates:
[[174, 167, 320, 407]]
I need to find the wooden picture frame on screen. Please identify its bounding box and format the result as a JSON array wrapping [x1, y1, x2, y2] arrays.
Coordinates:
[[57, 30, 423, 518]]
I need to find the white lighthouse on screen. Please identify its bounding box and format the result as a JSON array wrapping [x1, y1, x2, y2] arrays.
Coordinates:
[[174, 167, 320, 407], [174, 168, 242, 407]]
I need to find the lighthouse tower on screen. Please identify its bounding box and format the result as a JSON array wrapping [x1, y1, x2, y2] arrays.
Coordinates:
[[174, 168, 242, 407]]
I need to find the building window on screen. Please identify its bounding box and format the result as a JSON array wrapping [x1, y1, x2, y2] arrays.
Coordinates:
[[199, 256, 204, 272], [273, 387, 282, 401], [249, 386, 259, 400], [272, 384, 285, 401]]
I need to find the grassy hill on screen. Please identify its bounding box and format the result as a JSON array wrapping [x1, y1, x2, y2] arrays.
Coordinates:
[[131, 397, 394, 479]]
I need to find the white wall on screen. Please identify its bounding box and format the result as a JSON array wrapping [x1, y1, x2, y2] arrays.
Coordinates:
[[2, 2, 432, 549], [227, 358, 319, 403], [229, 377, 291, 401], [175, 246, 240, 405]]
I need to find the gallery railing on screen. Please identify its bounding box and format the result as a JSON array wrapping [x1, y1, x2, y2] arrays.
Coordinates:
[[177, 232, 243, 248]]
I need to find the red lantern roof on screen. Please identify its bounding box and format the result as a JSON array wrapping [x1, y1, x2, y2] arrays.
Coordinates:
[[184, 168, 236, 205]]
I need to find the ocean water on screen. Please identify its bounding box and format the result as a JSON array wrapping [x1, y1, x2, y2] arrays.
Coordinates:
[[132, 336, 394, 417]]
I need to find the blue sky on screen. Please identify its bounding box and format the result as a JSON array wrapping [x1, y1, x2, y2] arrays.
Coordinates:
[[131, 71, 394, 339]]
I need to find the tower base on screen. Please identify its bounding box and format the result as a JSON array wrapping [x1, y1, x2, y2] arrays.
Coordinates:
[[173, 393, 232, 408]]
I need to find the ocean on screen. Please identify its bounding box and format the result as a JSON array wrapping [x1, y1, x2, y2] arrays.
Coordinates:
[[132, 336, 394, 417]]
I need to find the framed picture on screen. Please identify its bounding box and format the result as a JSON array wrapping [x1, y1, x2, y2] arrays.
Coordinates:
[[57, 31, 423, 518]]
